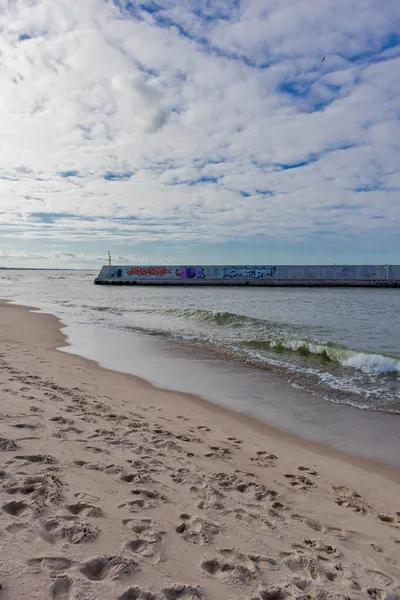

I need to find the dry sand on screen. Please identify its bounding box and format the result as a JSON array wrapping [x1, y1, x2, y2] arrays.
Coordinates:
[[0, 302, 399, 600]]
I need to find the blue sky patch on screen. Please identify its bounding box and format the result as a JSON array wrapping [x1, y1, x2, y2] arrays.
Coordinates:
[[104, 171, 133, 181], [59, 170, 80, 178]]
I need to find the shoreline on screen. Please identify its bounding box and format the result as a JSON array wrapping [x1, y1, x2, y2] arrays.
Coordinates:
[[4, 299, 400, 480], [0, 301, 399, 599]]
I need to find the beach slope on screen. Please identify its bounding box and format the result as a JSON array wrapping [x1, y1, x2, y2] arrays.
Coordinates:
[[0, 302, 399, 599]]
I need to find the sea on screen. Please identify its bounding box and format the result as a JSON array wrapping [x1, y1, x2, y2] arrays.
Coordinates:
[[1, 269, 399, 465]]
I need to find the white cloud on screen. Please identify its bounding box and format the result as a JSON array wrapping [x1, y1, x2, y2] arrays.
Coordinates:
[[0, 248, 159, 268], [0, 0, 398, 263]]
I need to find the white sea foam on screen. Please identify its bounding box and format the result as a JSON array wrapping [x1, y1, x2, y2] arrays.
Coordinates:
[[343, 352, 400, 374]]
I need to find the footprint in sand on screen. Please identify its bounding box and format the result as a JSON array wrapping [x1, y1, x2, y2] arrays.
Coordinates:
[[250, 450, 277, 468], [123, 518, 166, 563], [366, 569, 394, 588], [15, 474, 63, 504], [51, 575, 72, 600], [50, 416, 75, 425], [226, 436, 242, 444], [74, 460, 123, 474], [2, 499, 30, 516], [303, 539, 340, 559], [174, 433, 194, 443], [6, 522, 31, 534], [12, 423, 38, 430], [42, 518, 100, 544], [117, 587, 162, 600], [326, 525, 360, 541], [284, 473, 315, 491], [0, 437, 19, 451], [234, 508, 276, 531], [121, 472, 155, 485], [201, 548, 276, 586], [291, 513, 323, 532], [4, 483, 37, 496], [79, 555, 140, 581], [146, 458, 168, 472], [210, 472, 278, 503], [125, 537, 164, 564], [281, 550, 322, 581], [267, 503, 288, 522], [64, 502, 103, 517], [14, 453, 57, 464], [123, 517, 154, 532], [367, 589, 393, 600], [118, 488, 168, 512], [175, 513, 220, 544], [27, 557, 74, 573], [0, 469, 9, 482], [171, 468, 202, 486], [163, 584, 204, 599], [128, 488, 168, 508], [298, 465, 318, 476], [377, 513, 400, 528], [84, 445, 110, 455], [204, 446, 232, 458], [250, 586, 289, 599], [281, 547, 362, 594], [333, 485, 369, 514], [53, 426, 83, 439], [190, 484, 227, 513], [117, 584, 204, 600]]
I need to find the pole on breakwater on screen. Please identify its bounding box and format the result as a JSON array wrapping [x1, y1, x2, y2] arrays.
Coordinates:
[[107, 251, 112, 280]]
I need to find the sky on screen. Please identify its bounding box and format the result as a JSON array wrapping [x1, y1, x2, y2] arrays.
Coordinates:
[[0, 0, 399, 268]]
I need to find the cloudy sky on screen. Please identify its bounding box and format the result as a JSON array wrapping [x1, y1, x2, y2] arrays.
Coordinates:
[[0, 0, 399, 268]]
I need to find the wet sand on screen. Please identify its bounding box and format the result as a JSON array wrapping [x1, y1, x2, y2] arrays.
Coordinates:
[[61, 320, 400, 466], [0, 301, 399, 600]]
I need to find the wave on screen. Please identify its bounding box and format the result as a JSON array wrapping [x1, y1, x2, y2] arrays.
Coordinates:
[[163, 308, 400, 376], [164, 308, 278, 328], [115, 322, 399, 413], [242, 338, 400, 375], [342, 352, 400, 374]]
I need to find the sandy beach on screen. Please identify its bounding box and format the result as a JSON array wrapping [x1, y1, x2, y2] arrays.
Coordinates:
[[0, 302, 399, 600]]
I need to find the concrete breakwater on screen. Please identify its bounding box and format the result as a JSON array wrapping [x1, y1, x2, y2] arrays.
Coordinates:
[[94, 265, 400, 286]]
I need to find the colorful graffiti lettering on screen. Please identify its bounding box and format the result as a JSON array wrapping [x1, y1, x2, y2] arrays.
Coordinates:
[[127, 267, 171, 276], [176, 267, 205, 279], [223, 266, 277, 279]]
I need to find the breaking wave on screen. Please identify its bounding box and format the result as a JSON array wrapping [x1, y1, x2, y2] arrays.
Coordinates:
[[241, 338, 400, 375], [163, 308, 400, 376], [164, 308, 262, 327]]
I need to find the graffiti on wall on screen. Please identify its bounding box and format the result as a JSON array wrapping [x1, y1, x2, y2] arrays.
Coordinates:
[[176, 267, 205, 279], [127, 267, 171, 276], [223, 266, 277, 279], [360, 267, 377, 278], [340, 266, 357, 278]]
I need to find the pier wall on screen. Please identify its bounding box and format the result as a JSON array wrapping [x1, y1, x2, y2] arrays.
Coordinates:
[[94, 265, 400, 286]]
